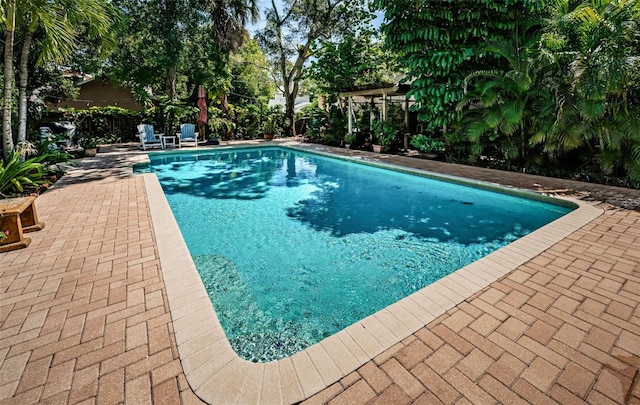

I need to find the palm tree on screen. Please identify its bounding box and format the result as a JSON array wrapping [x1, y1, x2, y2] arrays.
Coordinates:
[[2, 0, 17, 162], [16, 0, 121, 143], [538, 0, 640, 181], [207, 0, 259, 53], [457, 37, 554, 170]]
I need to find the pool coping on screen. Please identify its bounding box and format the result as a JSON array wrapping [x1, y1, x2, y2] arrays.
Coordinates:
[[143, 145, 603, 404]]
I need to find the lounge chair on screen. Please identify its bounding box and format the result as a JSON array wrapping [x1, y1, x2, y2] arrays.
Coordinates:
[[177, 123, 199, 147], [138, 124, 163, 150]]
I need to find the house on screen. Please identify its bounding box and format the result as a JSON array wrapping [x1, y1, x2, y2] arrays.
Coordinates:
[[46, 77, 144, 111], [268, 92, 311, 113]]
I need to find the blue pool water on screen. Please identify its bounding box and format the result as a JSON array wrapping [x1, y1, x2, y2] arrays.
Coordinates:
[[146, 146, 572, 362]]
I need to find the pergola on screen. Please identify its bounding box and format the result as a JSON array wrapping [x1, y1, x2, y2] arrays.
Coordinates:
[[338, 80, 414, 137]]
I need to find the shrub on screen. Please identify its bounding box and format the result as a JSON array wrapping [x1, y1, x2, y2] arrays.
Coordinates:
[[0, 151, 49, 197], [410, 135, 446, 153]]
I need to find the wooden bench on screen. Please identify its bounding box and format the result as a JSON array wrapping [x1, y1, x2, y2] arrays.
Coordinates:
[[0, 196, 45, 253]]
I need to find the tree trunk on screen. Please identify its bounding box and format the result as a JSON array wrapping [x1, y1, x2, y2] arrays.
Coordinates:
[[165, 67, 176, 101], [2, 0, 17, 162], [284, 92, 296, 137], [17, 30, 34, 145], [280, 43, 310, 138]]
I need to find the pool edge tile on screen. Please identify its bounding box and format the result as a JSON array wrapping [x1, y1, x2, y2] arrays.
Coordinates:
[[319, 334, 362, 375], [144, 151, 605, 404], [277, 357, 305, 404], [290, 351, 325, 398], [305, 343, 343, 386]]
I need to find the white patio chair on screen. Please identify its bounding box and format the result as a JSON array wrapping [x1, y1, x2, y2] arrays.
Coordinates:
[[177, 123, 199, 147], [137, 124, 163, 150]]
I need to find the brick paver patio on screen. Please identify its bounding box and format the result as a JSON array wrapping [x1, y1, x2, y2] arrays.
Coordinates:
[[1, 141, 638, 404]]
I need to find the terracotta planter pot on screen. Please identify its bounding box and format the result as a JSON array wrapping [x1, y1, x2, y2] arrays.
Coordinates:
[[263, 134, 275, 141], [372, 144, 384, 153]]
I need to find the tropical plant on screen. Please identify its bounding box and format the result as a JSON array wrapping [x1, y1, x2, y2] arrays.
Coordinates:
[[159, 99, 198, 134], [376, 0, 541, 132], [0, 149, 48, 197], [109, 0, 258, 103], [235, 104, 267, 138], [300, 105, 330, 141], [208, 107, 235, 139], [77, 133, 99, 150], [262, 108, 285, 137], [457, 37, 554, 169], [410, 135, 445, 154], [372, 119, 397, 147], [15, 0, 122, 144], [532, 0, 640, 182], [344, 133, 356, 144]]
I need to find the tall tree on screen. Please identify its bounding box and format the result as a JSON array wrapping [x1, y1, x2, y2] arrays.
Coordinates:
[[376, 0, 541, 133], [307, 30, 399, 97], [257, 0, 373, 136], [109, 0, 258, 102], [2, 0, 16, 161], [229, 34, 275, 106], [15, 0, 121, 144]]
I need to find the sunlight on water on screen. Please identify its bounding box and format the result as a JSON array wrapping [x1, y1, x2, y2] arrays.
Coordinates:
[[148, 147, 572, 362]]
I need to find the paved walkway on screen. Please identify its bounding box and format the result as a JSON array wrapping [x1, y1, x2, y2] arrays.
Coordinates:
[[1, 142, 639, 404]]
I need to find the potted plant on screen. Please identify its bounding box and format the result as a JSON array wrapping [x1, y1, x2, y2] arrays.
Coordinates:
[[344, 133, 356, 149], [262, 115, 282, 140], [410, 134, 446, 158], [372, 119, 396, 153], [78, 134, 99, 157]]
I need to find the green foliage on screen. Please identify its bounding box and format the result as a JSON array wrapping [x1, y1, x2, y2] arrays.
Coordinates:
[[107, 0, 256, 101], [234, 104, 267, 138], [307, 30, 399, 95], [324, 106, 348, 145], [207, 106, 235, 139], [300, 106, 330, 141], [0, 150, 48, 196], [257, 0, 375, 136], [377, 0, 541, 130], [410, 135, 445, 153], [19, 0, 122, 66], [77, 133, 99, 149], [534, 0, 640, 182], [31, 132, 72, 164], [344, 133, 356, 144], [372, 119, 398, 147], [446, 0, 640, 184], [298, 105, 347, 145], [28, 68, 78, 121], [261, 106, 287, 138], [158, 98, 199, 133], [457, 36, 553, 168], [61, 106, 140, 143], [229, 35, 275, 106]]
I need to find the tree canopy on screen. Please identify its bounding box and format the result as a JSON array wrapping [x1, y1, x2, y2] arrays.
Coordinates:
[[306, 30, 399, 96], [376, 0, 541, 131], [256, 0, 375, 136]]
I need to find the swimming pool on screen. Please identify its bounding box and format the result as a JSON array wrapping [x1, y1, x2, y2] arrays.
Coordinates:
[[146, 146, 573, 362]]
